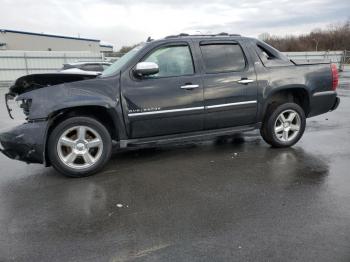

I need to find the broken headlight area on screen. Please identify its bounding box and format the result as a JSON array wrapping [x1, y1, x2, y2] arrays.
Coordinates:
[[5, 92, 32, 120], [16, 98, 32, 117], [5, 92, 15, 119]]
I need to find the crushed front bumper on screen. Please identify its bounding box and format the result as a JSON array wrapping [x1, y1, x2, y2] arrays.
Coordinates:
[[0, 121, 48, 164]]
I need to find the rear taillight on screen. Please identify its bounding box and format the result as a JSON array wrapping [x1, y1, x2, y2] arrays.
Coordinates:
[[331, 64, 339, 90]]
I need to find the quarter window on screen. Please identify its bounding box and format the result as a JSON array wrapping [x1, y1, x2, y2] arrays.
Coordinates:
[[143, 45, 194, 77], [200, 44, 246, 73]]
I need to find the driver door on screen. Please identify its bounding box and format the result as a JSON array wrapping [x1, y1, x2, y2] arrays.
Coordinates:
[[121, 42, 204, 138]]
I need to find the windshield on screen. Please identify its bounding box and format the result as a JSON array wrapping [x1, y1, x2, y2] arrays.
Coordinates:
[[101, 43, 146, 77]]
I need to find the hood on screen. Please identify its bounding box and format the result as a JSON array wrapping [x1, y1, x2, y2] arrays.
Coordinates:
[[9, 72, 99, 96]]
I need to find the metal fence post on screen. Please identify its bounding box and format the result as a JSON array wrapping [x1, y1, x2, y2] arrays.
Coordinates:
[[339, 50, 345, 71], [24, 52, 29, 75]]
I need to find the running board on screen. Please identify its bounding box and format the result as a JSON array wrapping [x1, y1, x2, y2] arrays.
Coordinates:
[[120, 123, 260, 148]]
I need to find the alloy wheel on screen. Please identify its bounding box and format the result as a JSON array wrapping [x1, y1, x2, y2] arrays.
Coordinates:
[[56, 125, 103, 169], [274, 109, 301, 142]]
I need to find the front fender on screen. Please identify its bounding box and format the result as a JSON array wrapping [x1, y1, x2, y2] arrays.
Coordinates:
[[18, 77, 120, 120]]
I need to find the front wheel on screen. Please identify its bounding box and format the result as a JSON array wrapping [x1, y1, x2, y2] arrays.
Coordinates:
[[48, 117, 112, 177], [260, 103, 306, 148]]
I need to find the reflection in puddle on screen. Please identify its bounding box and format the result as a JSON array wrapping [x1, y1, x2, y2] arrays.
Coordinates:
[[266, 148, 329, 186]]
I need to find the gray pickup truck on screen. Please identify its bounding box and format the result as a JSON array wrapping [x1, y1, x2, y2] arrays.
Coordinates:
[[0, 33, 340, 177]]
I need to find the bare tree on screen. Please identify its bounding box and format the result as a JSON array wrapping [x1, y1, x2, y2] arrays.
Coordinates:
[[264, 20, 350, 51]]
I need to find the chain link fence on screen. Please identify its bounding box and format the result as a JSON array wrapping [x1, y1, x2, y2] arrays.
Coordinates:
[[341, 50, 350, 66]]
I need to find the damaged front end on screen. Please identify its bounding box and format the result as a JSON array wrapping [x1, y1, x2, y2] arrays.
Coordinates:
[[5, 72, 97, 119], [0, 121, 47, 164], [1, 72, 98, 164]]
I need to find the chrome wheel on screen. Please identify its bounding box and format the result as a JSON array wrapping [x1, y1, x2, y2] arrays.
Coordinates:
[[57, 125, 103, 170], [274, 109, 301, 142]]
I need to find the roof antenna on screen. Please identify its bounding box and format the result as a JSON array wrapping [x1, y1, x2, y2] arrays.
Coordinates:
[[146, 36, 153, 42]]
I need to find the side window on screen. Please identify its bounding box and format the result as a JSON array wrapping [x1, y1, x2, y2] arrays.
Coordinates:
[[143, 45, 194, 77], [200, 44, 246, 73]]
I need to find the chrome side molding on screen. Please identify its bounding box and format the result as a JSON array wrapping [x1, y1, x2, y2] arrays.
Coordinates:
[[128, 100, 257, 117]]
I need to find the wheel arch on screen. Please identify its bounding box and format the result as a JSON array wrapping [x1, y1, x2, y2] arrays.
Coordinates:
[[44, 105, 122, 166], [260, 86, 310, 122]]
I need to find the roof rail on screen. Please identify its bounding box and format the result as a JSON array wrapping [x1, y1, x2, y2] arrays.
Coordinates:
[[165, 32, 241, 39]]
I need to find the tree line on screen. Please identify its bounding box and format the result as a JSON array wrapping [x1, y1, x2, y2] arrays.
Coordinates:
[[262, 20, 350, 52], [114, 20, 350, 54]]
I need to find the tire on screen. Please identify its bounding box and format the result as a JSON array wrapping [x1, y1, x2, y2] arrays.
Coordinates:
[[48, 117, 112, 177], [260, 102, 306, 148]]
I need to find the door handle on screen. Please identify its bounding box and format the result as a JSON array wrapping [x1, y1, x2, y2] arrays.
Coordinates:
[[237, 79, 255, 84], [180, 84, 199, 90]]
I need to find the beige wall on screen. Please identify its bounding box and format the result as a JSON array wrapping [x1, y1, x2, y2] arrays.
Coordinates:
[[0, 31, 101, 52]]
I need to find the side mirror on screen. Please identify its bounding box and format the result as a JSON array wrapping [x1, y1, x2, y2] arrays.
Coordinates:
[[134, 62, 159, 76]]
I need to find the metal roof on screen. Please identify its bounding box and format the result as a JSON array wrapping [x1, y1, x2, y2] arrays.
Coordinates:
[[0, 29, 100, 42]]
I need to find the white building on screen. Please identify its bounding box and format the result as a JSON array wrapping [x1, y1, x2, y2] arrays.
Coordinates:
[[0, 29, 113, 53]]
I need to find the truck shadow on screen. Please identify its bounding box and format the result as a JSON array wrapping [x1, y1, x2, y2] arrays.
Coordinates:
[[106, 134, 328, 185]]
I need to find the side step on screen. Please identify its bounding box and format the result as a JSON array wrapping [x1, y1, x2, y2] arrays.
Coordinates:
[[120, 123, 260, 148]]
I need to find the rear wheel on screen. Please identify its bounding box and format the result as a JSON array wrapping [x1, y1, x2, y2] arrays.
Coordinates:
[[260, 103, 306, 148], [48, 117, 112, 177]]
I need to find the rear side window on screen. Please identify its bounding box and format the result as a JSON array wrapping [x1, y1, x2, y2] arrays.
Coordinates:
[[143, 45, 194, 78], [200, 43, 246, 73], [256, 44, 276, 63], [254, 41, 292, 67]]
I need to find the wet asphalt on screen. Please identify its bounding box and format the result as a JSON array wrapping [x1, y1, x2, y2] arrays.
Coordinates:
[[0, 70, 350, 262]]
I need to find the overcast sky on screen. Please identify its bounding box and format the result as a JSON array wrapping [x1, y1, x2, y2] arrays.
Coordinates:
[[1, 0, 349, 49]]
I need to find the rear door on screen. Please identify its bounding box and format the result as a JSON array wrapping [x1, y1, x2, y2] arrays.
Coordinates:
[[197, 40, 258, 129], [121, 41, 204, 138]]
